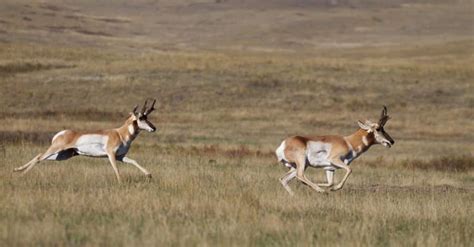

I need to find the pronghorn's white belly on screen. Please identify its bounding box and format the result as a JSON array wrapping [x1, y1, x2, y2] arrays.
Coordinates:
[[74, 135, 109, 157], [306, 141, 333, 168]]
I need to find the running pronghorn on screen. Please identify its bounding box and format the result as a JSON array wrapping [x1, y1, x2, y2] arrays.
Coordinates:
[[14, 99, 158, 182], [275, 106, 394, 195]]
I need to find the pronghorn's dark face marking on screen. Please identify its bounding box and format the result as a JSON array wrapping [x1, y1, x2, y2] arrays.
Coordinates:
[[136, 113, 156, 132], [357, 106, 394, 148], [374, 124, 394, 148]]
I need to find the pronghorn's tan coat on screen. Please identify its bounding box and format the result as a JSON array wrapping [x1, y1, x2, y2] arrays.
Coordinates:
[[276, 106, 394, 195]]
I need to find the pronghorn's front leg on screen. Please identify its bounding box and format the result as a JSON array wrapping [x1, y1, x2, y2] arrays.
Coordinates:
[[317, 170, 335, 188], [106, 152, 122, 183], [119, 156, 152, 178], [329, 159, 352, 191], [295, 156, 326, 193]]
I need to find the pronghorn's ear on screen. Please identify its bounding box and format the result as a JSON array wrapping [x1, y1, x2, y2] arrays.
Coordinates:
[[358, 120, 373, 132]]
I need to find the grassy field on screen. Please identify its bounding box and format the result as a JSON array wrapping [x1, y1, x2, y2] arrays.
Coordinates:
[[1, 0, 473, 246]]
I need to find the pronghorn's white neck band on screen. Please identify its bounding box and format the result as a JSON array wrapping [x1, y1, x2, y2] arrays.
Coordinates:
[[128, 124, 135, 135], [362, 136, 369, 146]]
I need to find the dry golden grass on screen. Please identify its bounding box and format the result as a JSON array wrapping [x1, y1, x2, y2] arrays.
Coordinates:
[[1, 145, 473, 246], [0, 41, 472, 246]]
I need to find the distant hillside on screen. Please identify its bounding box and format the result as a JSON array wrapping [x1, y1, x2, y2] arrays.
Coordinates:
[[0, 0, 472, 52]]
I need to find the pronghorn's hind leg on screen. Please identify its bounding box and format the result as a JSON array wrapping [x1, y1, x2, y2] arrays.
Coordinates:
[[279, 168, 297, 196], [14, 130, 76, 175], [294, 155, 326, 193], [14, 145, 73, 175], [13, 154, 42, 172]]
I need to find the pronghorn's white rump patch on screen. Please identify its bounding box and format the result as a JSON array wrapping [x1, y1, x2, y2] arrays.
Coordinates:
[[52, 130, 67, 143], [75, 134, 109, 157], [275, 141, 287, 162]]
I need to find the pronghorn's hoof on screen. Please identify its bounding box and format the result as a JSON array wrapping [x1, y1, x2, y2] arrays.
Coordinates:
[[330, 186, 342, 191], [13, 167, 25, 172], [145, 174, 152, 179]]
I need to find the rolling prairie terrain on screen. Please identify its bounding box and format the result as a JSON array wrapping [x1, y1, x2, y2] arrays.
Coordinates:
[[0, 0, 473, 246]]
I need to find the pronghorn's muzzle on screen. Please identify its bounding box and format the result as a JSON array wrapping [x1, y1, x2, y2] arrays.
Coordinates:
[[147, 121, 156, 132], [382, 141, 392, 148], [382, 136, 394, 148]]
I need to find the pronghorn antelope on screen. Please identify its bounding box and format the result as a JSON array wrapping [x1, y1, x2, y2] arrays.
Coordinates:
[[275, 106, 394, 195], [14, 99, 158, 182]]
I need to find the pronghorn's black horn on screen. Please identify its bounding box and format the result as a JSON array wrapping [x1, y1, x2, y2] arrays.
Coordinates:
[[379, 105, 390, 126], [145, 99, 156, 115], [140, 99, 148, 115], [381, 105, 387, 117]]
